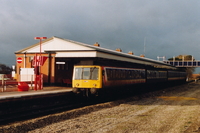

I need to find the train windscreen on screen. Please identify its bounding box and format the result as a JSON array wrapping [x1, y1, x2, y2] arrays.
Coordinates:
[[74, 67, 99, 80]]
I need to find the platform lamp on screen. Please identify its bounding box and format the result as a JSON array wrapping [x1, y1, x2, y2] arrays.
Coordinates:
[[34, 37, 47, 90]]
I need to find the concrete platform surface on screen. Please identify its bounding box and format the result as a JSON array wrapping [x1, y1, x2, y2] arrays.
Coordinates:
[[0, 86, 72, 101]]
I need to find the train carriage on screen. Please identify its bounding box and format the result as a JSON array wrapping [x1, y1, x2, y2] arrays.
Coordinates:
[[146, 70, 168, 83], [168, 71, 187, 81], [102, 66, 146, 87], [72, 65, 187, 96], [72, 65, 146, 95]]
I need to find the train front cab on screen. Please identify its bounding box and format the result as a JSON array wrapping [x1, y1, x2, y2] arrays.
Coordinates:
[[72, 65, 102, 96]]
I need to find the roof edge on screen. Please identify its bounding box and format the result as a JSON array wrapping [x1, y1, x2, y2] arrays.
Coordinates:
[[15, 37, 55, 54]]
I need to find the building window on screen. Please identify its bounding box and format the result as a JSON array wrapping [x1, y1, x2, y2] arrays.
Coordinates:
[[56, 62, 68, 70]]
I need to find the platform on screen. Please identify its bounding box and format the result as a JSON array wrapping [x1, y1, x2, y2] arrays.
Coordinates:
[[0, 86, 72, 102]]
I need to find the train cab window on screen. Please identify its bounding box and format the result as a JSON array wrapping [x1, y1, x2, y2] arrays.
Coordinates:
[[83, 68, 90, 79], [74, 67, 99, 80], [74, 68, 82, 79], [91, 67, 99, 80]]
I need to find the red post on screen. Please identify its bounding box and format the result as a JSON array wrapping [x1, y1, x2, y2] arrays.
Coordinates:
[[34, 37, 47, 90], [34, 53, 37, 91]]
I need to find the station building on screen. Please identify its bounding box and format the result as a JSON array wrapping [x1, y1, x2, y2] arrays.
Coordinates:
[[15, 36, 174, 85]]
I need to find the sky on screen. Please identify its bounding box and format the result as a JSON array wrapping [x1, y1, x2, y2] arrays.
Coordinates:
[[1, 0, 200, 73]]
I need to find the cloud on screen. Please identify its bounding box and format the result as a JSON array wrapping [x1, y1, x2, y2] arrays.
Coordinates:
[[0, 0, 200, 73]]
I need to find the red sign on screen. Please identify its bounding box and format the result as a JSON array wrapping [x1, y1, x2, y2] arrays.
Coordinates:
[[32, 56, 48, 66], [34, 37, 47, 40], [17, 57, 22, 63]]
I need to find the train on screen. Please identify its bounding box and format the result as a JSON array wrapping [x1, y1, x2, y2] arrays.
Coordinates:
[[72, 65, 187, 96]]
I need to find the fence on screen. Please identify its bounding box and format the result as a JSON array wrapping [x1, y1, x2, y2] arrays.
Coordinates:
[[1, 74, 35, 92]]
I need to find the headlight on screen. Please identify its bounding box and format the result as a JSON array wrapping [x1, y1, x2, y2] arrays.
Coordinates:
[[93, 84, 96, 87], [76, 83, 79, 86]]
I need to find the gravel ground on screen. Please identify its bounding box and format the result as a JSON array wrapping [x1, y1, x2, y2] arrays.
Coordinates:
[[2, 82, 200, 133]]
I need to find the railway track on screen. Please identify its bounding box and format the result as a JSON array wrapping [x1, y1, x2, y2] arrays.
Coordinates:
[[0, 93, 83, 125], [0, 100, 81, 125], [0, 92, 112, 126], [0, 82, 187, 133]]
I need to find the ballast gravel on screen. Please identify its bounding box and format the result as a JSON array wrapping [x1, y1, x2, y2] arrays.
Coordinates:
[[1, 82, 200, 133]]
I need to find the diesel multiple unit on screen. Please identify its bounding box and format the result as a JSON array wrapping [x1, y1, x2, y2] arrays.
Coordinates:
[[72, 65, 186, 96]]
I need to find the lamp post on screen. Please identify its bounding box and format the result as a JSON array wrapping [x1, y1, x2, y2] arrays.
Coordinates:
[[34, 37, 47, 90]]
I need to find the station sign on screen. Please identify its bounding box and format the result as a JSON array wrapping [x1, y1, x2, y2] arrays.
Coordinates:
[[56, 62, 65, 64]]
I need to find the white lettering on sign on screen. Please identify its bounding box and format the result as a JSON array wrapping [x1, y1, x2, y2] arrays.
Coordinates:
[[56, 62, 65, 64]]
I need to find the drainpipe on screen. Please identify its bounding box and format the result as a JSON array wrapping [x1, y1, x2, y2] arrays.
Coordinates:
[[24, 52, 26, 68], [48, 53, 52, 85]]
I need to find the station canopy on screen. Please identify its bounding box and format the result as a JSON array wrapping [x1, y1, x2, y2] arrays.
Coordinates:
[[15, 36, 175, 69]]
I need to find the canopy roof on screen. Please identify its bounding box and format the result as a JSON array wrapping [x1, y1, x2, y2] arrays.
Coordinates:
[[16, 36, 175, 69]]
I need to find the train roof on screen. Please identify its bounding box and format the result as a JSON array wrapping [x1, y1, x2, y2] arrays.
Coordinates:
[[15, 36, 176, 69]]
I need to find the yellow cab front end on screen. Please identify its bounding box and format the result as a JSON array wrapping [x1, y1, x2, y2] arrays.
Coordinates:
[[72, 65, 102, 95]]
